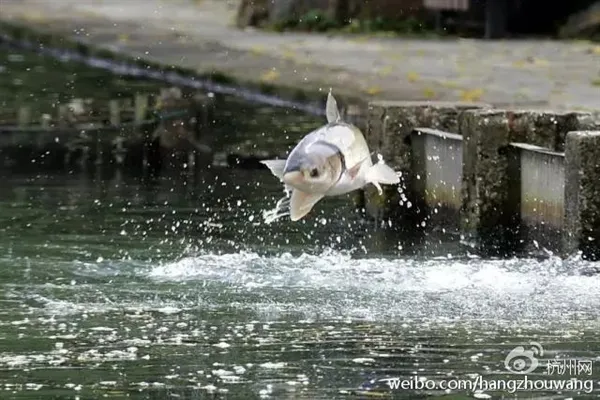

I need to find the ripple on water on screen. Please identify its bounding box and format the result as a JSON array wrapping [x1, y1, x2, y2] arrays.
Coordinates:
[[145, 250, 600, 326], [1, 250, 599, 399]]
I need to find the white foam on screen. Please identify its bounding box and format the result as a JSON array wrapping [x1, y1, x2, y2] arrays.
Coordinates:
[[147, 250, 600, 325]]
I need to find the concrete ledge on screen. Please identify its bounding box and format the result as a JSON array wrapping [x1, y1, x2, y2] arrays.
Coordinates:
[[363, 101, 600, 256], [509, 142, 565, 254], [564, 131, 600, 260], [363, 101, 489, 224], [366, 101, 490, 171], [459, 109, 599, 254], [412, 128, 463, 227]]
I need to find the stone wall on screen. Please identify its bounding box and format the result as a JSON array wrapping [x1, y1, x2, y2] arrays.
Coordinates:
[[364, 101, 600, 259]]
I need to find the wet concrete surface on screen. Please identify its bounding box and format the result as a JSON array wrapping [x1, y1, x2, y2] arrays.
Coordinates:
[[1, 0, 600, 110]]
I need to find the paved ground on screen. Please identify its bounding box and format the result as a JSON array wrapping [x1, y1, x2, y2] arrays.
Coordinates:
[[2, 0, 600, 110]]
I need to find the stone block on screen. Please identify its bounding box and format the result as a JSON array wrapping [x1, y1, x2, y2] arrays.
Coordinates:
[[364, 100, 488, 223], [366, 100, 489, 171], [564, 131, 600, 260], [460, 109, 598, 254]]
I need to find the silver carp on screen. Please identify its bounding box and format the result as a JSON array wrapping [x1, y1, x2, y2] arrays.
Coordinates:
[[261, 90, 399, 221]]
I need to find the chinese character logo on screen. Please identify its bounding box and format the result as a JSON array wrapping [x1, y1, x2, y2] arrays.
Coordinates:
[[504, 342, 544, 374], [547, 359, 594, 376]]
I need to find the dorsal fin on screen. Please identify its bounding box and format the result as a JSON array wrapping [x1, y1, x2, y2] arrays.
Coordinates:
[[326, 88, 341, 124]]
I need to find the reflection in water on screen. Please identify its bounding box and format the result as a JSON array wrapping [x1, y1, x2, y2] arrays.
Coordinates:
[[0, 170, 598, 399]]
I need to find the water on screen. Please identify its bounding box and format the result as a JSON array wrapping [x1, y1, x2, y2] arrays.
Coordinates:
[[0, 167, 599, 400], [0, 31, 599, 400]]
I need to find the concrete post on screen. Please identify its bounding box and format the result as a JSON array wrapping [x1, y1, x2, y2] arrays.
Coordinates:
[[460, 110, 598, 255], [364, 101, 489, 225], [461, 110, 518, 254], [564, 131, 600, 260]]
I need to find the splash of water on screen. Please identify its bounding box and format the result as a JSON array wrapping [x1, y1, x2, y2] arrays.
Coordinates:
[[262, 195, 291, 224], [141, 249, 600, 326]]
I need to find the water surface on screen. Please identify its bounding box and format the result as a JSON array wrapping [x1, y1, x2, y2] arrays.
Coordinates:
[[0, 169, 599, 400], [0, 32, 598, 400]]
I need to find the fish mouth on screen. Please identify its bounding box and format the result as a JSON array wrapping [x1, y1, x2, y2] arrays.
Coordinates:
[[282, 171, 304, 187]]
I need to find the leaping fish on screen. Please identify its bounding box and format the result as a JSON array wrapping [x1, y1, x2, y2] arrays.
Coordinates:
[[261, 90, 400, 221]]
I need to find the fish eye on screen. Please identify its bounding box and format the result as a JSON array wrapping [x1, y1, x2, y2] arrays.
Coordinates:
[[309, 168, 319, 178]]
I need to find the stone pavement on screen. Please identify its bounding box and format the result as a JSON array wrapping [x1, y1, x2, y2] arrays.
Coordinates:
[[1, 0, 600, 110]]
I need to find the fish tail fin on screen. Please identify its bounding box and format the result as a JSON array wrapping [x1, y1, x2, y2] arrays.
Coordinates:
[[260, 159, 286, 180], [365, 163, 400, 195], [326, 88, 342, 124]]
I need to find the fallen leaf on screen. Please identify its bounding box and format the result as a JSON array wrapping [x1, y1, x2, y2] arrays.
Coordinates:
[[423, 87, 436, 99], [260, 69, 280, 82], [365, 86, 382, 95], [460, 88, 484, 102], [440, 80, 459, 89], [251, 46, 266, 56], [377, 66, 393, 76], [532, 58, 549, 66], [407, 72, 419, 83]]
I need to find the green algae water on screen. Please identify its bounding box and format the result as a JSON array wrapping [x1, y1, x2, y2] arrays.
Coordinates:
[[0, 40, 599, 400]]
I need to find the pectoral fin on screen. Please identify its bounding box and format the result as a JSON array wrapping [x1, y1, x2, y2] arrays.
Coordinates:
[[365, 163, 400, 195], [290, 190, 324, 221], [348, 162, 363, 180], [260, 159, 287, 180]]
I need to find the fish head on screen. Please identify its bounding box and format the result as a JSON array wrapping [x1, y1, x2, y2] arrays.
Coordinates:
[[282, 141, 343, 194]]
